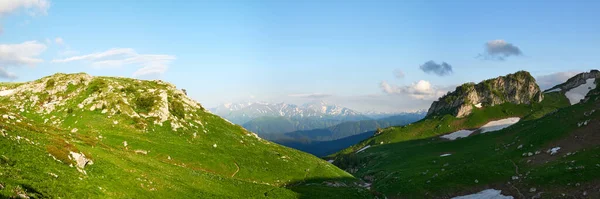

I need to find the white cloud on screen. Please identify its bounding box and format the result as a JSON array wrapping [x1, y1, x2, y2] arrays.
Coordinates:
[[52, 48, 176, 78], [0, 0, 50, 16], [536, 71, 581, 90], [0, 67, 17, 80], [54, 37, 64, 45], [393, 69, 405, 79], [380, 80, 447, 100], [0, 40, 47, 80]]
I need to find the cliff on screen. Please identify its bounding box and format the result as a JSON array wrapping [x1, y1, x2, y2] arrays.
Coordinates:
[[427, 71, 543, 118]]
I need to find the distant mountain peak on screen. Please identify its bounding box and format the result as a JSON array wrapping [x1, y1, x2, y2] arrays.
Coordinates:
[[211, 101, 366, 124]]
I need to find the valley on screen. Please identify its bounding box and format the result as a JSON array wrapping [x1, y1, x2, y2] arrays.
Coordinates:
[[0, 71, 598, 198]]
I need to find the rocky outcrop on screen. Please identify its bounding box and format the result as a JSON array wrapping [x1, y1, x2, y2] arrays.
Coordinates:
[[545, 70, 600, 93], [427, 71, 543, 118]]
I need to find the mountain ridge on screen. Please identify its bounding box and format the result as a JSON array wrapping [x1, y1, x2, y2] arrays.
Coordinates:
[[211, 101, 369, 125], [329, 70, 600, 198]]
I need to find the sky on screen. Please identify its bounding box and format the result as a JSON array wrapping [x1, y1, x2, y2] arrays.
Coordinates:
[[1, 0, 599, 112]]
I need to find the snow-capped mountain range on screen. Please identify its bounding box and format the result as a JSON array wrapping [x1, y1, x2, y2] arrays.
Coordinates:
[[210, 101, 369, 125]]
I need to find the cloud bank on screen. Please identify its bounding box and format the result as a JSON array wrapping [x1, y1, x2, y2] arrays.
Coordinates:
[[536, 71, 581, 90], [52, 48, 176, 78], [0, 0, 49, 16], [0, 41, 47, 80], [380, 80, 447, 100]]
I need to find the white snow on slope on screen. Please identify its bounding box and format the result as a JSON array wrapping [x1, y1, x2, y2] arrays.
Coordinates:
[[451, 189, 513, 199], [0, 89, 15, 96], [441, 130, 474, 140], [474, 103, 482, 108], [480, 117, 520, 134], [441, 117, 520, 140], [440, 153, 452, 157], [548, 147, 561, 155], [565, 78, 596, 105], [356, 145, 371, 153]]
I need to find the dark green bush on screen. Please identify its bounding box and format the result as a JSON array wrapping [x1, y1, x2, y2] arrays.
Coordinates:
[[87, 79, 107, 94], [169, 98, 185, 119], [135, 95, 157, 113], [46, 79, 56, 89]]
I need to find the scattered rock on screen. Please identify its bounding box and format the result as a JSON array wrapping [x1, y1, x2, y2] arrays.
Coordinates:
[[69, 151, 93, 169], [134, 150, 148, 155], [71, 128, 78, 133], [547, 147, 561, 155], [529, 187, 536, 192], [48, 173, 59, 178], [123, 141, 128, 147], [213, 144, 217, 148]]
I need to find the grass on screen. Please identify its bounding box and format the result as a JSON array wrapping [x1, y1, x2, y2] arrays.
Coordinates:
[[0, 73, 372, 198]]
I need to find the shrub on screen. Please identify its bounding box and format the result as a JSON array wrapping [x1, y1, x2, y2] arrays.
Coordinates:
[[122, 86, 137, 94], [46, 79, 56, 89], [87, 79, 107, 94], [135, 95, 157, 113], [169, 99, 185, 119]]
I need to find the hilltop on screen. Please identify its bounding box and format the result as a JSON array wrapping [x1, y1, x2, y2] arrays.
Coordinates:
[[428, 71, 543, 118], [0, 73, 372, 198], [330, 70, 600, 198]]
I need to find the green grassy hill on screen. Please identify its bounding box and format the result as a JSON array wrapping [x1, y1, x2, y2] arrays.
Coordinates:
[[330, 76, 599, 198], [0, 73, 372, 198]]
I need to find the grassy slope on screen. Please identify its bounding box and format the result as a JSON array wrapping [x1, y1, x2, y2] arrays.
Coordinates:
[[0, 74, 372, 198], [333, 92, 569, 157], [331, 90, 600, 198]]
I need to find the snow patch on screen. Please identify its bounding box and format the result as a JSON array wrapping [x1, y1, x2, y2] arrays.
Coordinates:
[[356, 145, 371, 153], [474, 103, 482, 108], [327, 160, 334, 163], [451, 189, 513, 199], [441, 130, 474, 140], [440, 153, 452, 157], [565, 78, 596, 105], [548, 147, 561, 155], [480, 117, 520, 134]]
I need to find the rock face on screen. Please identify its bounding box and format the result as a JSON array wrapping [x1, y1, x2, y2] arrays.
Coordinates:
[[545, 70, 600, 93], [427, 71, 543, 118]]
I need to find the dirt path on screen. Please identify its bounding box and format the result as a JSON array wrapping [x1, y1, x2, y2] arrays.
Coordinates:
[[231, 162, 240, 177]]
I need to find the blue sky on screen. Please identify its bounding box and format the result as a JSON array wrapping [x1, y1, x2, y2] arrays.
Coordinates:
[[1, 0, 599, 112]]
